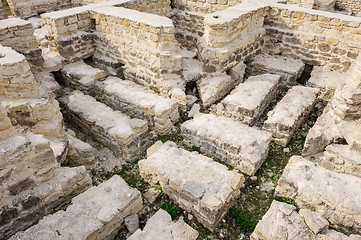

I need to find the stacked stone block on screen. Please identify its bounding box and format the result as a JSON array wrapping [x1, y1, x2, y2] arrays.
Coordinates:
[[263, 86, 319, 146], [6, 0, 73, 17], [59, 91, 151, 161], [275, 156, 361, 233], [264, 3, 361, 72], [91, 6, 183, 95], [139, 141, 244, 231], [59, 60, 107, 94], [95, 77, 179, 135], [216, 74, 281, 125], [335, 0, 361, 16], [172, 0, 240, 13], [246, 53, 305, 87], [10, 175, 142, 240], [181, 114, 273, 175], [1, 166, 91, 239], [119, 0, 171, 16], [0, 18, 44, 71], [0, 45, 38, 99], [200, 2, 266, 73], [0, 103, 15, 140]]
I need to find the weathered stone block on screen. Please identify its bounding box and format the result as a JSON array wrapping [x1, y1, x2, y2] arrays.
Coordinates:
[[139, 141, 244, 230], [263, 86, 319, 146], [217, 74, 280, 125], [181, 113, 272, 175]]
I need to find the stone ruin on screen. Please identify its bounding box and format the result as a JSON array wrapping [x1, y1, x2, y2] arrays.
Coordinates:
[[0, 0, 361, 238]]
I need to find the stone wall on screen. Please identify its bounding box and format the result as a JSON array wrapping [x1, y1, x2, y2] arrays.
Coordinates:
[[119, 0, 171, 16], [172, 0, 241, 13], [91, 6, 183, 95], [199, 2, 266, 73], [0, 18, 44, 71], [6, 0, 73, 17], [335, 0, 361, 16], [264, 3, 361, 72]]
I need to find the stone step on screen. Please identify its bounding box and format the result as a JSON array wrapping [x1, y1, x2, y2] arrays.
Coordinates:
[[198, 74, 234, 108], [306, 66, 345, 101], [1, 166, 91, 239], [138, 141, 244, 231], [59, 91, 152, 162], [246, 53, 305, 87], [94, 77, 179, 135], [217, 74, 280, 125], [263, 86, 319, 146], [181, 113, 272, 176], [127, 209, 198, 240], [316, 144, 361, 178], [275, 156, 361, 233], [251, 200, 361, 240], [58, 61, 107, 94], [10, 175, 142, 240]]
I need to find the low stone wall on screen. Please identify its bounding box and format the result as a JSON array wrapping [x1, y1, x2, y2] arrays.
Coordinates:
[[199, 2, 266, 73], [172, 0, 241, 13], [264, 3, 361, 71], [119, 0, 171, 16], [335, 0, 361, 16], [6, 0, 73, 17], [0, 18, 44, 71], [91, 6, 183, 95], [0, 45, 39, 100]]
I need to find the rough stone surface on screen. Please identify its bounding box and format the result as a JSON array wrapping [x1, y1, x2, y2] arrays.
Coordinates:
[[65, 134, 96, 168], [10, 175, 142, 240], [217, 74, 280, 125], [125, 214, 139, 236], [307, 66, 346, 101], [263, 86, 319, 146], [246, 53, 305, 87], [59, 91, 151, 161], [138, 141, 244, 230], [182, 113, 272, 175], [198, 74, 234, 108], [299, 209, 329, 234], [95, 77, 179, 135], [276, 156, 361, 233], [0, 103, 16, 140], [59, 61, 107, 94], [128, 209, 198, 240], [1, 166, 92, 239]]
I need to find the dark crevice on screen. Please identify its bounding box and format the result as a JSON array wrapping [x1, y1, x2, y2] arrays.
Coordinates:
[[297, 64, 313, 85]]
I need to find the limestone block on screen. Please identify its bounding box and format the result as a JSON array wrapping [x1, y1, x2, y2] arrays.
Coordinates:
[[0, 166, 92, 239], [181, 113, 272, 175], [217, 74, 280, 125], [138, 141, 244, 230], [0, 103, 16, 140], [340, 120, 361, 152], [307, 66, 346, 101], [59, 91, 151, 161], [251, 201, 317, 240], [302, 104, 341, 156], [316, 144, 361, 178], [66, 134, 96, 168], [10, 175, 142, 240], [299, 209, 329, 234], [228, 61, 246, 84], [276, 156, 361, 232], [263, 86, 319, 146], [331, 87, 361, 121], [95, 77, 179, 135], [246, 53, 305, 87], [198, 74, 234, 108], [127, 209, 198, 240], [60, 61, 107, 94], [182, 58, 205, 82], [34, 71, 62, 97]]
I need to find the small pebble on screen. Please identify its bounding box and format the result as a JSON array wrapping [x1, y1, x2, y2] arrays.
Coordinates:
[[250, 176, 257, 181], [188, 214, 193, 220], [283, 147, 290, 153]]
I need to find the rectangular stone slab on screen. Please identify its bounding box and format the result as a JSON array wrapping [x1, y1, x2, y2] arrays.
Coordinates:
[[95, 77, 179, 135], [10, 175, 142, 240], [246, 53, 305, 87], [263, 86, 319, 146], [59, 91, 151, 161], [217, 74, 280, 125], [181, 113, 272, 175], [138, 141, 244, 231], [275, 156, 361, 233]]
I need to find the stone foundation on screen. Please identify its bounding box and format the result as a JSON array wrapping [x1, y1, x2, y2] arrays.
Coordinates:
[[181, 114, 272, 175], [139, 141, 244, 231]]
